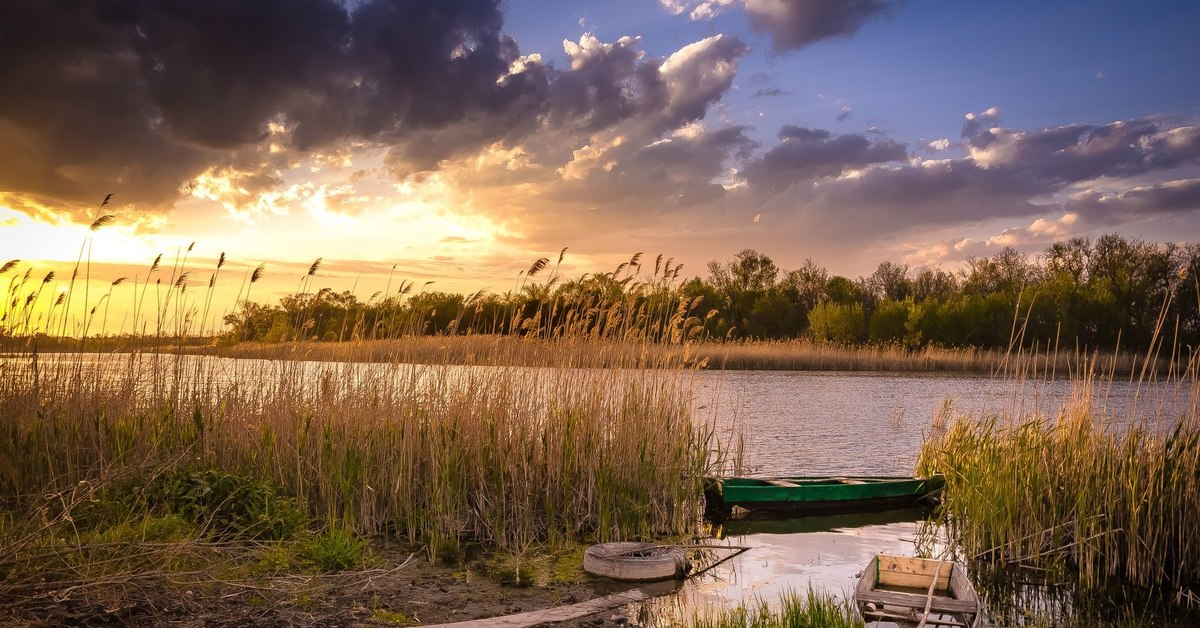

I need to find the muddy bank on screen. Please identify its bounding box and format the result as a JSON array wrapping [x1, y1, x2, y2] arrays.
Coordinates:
[[0, 546, 655, 627]]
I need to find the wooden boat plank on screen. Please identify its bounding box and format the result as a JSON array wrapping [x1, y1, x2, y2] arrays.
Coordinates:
[[862, 609, 969, 627], [857, 589, 978, 614], [949, 563, 973, 600], [877, 572, 951, 590], [878, 555, 955, 578]]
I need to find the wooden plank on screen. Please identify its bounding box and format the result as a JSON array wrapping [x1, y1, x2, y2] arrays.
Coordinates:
[[863, 609, 968, 627], [424, 585, 669, 627], [855, 557, 878, 598], [949, 563, 977, 603], [856, 589, 978, 614], [765, 479, 800, 487], [878, 555, 954, 578], [878, 571, 950, 590]]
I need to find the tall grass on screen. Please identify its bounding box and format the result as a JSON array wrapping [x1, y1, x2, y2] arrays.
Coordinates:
[[0, 347, 723, 558], [683, 588, 862, 628], [917, 373, 1200, 600]]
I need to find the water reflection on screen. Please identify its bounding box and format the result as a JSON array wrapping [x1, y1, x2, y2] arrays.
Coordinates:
[[633, 509, 931, 625], [711, 507, 930, 538]]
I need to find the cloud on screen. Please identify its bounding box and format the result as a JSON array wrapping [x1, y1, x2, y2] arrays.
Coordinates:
[[742, 126, 907, 191], [0, 0, 550, 220], [1065, 178, 1200, 225], [836, 106, 853, 122], [742, 0, 900, 52], [752, 87, 790, 98], [799, 159, 1051, 233], [663, 0, 898, 51], [550, 125, 756, 205], [962, 109, 1200, 184]]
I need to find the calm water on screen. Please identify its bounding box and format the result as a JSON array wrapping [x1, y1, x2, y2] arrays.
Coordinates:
[[657, 369, 1199, 626], [692, 369, 1197, 476]]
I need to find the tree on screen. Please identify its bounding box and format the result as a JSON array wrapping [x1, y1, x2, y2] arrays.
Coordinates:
[[780, 259, 828, 312], [706, 249, 780, 337], [869, 299, 912, 345], [912, 268, 957, 303], [824, 276, 860, 305], [961, 247, 1034, 296], [866, 262, 911, 302], [808, 302, 866, 343]]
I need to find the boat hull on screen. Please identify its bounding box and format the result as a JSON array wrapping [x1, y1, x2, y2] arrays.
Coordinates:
[[704, 475, 944, 516]]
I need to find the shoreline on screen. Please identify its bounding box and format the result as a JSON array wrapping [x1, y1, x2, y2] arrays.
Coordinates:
[[3, 335, 1161, 377]]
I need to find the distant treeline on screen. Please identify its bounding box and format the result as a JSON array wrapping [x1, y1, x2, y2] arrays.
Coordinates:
[[224, 234, 1200, 352]]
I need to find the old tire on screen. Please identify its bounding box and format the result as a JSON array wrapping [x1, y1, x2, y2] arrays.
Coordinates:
[[582, 542, 688, 582]]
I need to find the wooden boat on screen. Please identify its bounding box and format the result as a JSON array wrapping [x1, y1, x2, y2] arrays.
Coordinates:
[[855, 554, 981, 627], [703, 475, 944, 516]]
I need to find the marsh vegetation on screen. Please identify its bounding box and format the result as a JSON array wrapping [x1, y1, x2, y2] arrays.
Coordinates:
[[4, 219, 1200, 624]]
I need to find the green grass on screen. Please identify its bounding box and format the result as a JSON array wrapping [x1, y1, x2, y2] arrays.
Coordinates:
[[685, 588, 862, 628], [300, 527, 367, 572], [917, 379, 1200, 602]]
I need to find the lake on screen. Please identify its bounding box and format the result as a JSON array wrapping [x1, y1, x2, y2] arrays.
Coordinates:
[[661, 369, 1198, 625]]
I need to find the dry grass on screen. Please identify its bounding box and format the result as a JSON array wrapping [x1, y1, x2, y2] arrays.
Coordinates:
[[0, 347, 726, 559], [196, 335, 1155, 377]]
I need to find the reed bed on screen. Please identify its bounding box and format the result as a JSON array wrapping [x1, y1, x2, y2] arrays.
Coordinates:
[[917, 375, 1200, 601], [0, 347, 723, 559], [682, 588, 861, 628], [197, 335, 1155, 377]]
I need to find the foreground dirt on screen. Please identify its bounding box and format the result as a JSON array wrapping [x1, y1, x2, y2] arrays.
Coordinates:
[[0, 548, 649, 627]]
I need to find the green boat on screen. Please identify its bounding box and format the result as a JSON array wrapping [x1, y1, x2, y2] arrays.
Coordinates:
[[704, 475, 944, 517]]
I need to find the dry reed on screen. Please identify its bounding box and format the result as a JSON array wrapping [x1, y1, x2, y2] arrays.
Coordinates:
[[0, 345, 724, 559]]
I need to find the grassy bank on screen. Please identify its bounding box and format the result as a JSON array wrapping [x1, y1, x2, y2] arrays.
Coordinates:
[[0, 344, 731, 621], [194, 335, 1156, 376], [0, 349, 722, 553], [917, 377, 1200, 605]]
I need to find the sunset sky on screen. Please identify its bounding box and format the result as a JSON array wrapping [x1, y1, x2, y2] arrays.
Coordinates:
[[2, 0, 1199, 333]]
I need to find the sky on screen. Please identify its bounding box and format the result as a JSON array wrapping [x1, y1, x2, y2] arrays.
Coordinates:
[[2, 0, 1199, 333]]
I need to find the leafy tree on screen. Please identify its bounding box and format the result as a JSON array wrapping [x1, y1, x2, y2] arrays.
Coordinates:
[[808, 302, 866, 343], [824, 276, 860, 305], [869, 299, 912, 345], [706, 249, 779, 337]]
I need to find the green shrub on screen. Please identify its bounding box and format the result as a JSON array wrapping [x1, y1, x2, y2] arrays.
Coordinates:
[[301, 527, 366, 571], [146, 469, 308, 541]]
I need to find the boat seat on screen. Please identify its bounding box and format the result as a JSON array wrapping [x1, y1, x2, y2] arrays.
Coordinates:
[[765, 479, 800, 487], [857, 588, 978, 615]]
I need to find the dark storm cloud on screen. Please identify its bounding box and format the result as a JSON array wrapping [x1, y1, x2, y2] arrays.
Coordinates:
[[743, 0, 900, 52], [1066, 179, 1200, 225], [1, 0, 756, 218], [0, 1, 208, 216], [962, 111, 1200, 184], [742, 126, 906, 191], [0, 0, 552, 216], [388, 33, 748, 176]]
